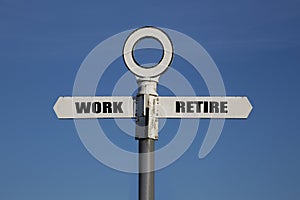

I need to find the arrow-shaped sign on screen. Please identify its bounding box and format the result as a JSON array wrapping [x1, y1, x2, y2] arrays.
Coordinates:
[[156, 96, 252, 119], [53, 96, 252, 119], [53, 96, 135, 119]]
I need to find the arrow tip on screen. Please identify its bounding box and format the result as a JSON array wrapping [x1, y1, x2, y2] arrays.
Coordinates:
[[244, 97, 253, 118], [53, 97, 62, 118]]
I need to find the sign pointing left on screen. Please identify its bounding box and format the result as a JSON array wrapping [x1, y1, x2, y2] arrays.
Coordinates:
[[53, 96, 135, 119]]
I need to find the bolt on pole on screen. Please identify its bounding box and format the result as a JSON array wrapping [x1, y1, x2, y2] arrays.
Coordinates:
[[123, 26, 173, 200]]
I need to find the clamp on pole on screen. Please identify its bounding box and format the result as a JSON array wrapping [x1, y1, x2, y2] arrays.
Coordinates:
[[135, 81, 158, 139]]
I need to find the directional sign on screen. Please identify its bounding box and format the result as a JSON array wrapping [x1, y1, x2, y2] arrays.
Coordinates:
[[156, 96, 252, 119], [53, 96, 252, 119], [53, 96, 135, 119], [53, 27, 254, 200]]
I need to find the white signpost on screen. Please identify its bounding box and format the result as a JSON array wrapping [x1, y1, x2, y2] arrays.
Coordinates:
[[53, 27, 253, 200], [54, 96, 252, 119]]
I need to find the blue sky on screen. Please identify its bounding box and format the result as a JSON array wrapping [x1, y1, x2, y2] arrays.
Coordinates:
[[1, 0, 300, 199]]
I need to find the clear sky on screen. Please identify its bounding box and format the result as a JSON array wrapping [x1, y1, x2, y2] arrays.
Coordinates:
[[1, 0, 300, 199]]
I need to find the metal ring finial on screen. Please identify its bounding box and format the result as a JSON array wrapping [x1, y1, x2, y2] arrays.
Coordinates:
[[123, 27, 173, 78]]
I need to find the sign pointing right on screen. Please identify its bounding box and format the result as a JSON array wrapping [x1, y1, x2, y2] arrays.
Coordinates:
[[156, 96, 253, 119]]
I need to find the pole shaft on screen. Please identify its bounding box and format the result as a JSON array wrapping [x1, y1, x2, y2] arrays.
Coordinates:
[[139, 139, 155, 200]]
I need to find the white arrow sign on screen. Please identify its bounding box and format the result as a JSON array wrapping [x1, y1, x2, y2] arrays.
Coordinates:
[[54, 96, 252, 119], [156, 96, 252, 119], [53, 96, 135, 119]]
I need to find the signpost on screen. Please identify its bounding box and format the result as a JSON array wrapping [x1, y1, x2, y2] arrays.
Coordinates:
[[54, 96, 252, 119], [53, 26, 253, 200]]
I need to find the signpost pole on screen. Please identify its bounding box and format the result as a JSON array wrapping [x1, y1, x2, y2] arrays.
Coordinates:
[[135, 79, 159, 200], [123, 27, 174, 200], [139, 139, 155, 200]]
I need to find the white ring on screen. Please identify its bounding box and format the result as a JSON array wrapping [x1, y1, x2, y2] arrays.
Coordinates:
[[123, 27, 173, 78]]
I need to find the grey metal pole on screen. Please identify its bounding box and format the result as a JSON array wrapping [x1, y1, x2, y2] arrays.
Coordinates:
[[135, 81, 158, 200], [139, 139, 155, 200]]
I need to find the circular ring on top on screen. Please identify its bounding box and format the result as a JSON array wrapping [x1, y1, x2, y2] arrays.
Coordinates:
[[123, 26, 173, 78]]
